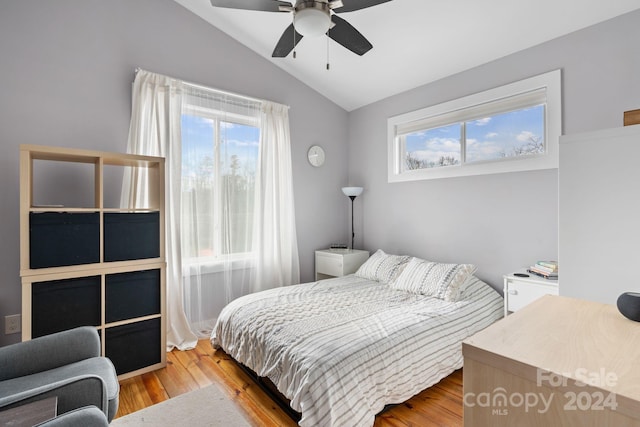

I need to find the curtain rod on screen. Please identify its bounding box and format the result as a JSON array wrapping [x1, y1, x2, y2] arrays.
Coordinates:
[[134, 67, 289, 109]]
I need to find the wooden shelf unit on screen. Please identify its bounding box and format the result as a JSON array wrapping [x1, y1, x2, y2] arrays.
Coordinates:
[[19, 144, 166, 380]]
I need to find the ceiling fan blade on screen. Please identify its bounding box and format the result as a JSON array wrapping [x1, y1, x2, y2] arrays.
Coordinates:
[[210, 0, 292, 12], [272, 23, 304, 57], [333, 0, 392, 13], [328, 15, 372, 56]]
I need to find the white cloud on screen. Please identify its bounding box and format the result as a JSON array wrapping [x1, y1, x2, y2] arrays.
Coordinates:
[[485, 132, 498, 138], [407, 137, 460, 164], [466, 140, 505, 162], [220, 121, 238, 129], [424, 137, 460, 152], [517, 130, 536, 142], [474, 117, 492, 126], [228, 139, 259, 147]]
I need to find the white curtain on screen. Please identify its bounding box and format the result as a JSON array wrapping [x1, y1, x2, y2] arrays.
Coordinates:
[[251, 101, 300, 292], [125, 69, 299, 343], [123, 70, 198, 351], [180, 85, 262, 337]]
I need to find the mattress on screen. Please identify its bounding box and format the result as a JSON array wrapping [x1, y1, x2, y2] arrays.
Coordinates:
[[211, 274, 503, 427]]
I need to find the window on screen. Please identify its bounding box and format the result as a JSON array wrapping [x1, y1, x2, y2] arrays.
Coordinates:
[[180, 92, 261, 263], [388, 70, 561, 181]]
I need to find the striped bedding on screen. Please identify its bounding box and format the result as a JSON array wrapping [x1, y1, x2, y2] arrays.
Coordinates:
[[211, 274, 503, 427]]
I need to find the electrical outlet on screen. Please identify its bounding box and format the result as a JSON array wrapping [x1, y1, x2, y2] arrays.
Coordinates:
[[5, 314, 21, 335]]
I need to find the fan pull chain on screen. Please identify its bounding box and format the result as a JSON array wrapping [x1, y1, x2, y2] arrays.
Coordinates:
[[293, 20, 297, 59], [326, 30, 330, 70]]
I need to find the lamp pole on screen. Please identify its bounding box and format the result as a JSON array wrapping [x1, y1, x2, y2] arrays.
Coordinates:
[[341, 186, 363, 250], [349, 195, 356, 250]]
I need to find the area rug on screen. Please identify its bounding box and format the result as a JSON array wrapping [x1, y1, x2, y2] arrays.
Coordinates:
[[111, 384, 252, 427]]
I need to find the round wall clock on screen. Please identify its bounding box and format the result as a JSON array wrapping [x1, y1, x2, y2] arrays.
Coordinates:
[[307, 145, 325, 167]]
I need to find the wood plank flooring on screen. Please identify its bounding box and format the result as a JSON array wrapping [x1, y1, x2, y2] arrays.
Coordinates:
[[116, 339, 464, 426]]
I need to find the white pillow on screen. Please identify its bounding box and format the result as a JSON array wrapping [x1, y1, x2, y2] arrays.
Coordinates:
[[355, 249, 410, 283], [389, 257, 477, 301]]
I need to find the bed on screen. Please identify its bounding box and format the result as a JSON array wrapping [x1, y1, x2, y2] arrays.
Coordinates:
[[211, 251, 503, 427]]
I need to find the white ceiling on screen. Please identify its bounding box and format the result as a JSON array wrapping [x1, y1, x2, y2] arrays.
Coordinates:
[[174, 0, 640, 111]]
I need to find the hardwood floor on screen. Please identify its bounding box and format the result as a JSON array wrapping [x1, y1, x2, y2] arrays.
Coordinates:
[[116, 339, 464, 426]]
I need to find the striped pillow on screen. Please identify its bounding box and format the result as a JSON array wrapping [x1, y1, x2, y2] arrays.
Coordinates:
[[390, 257, 477, 301], [355, 249, 410, 283]]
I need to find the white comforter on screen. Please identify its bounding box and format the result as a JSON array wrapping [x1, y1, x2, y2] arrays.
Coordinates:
[[211, 274, 503, 427]]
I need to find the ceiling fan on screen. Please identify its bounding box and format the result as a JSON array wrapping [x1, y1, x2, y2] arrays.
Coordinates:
[[209, 0, 393, 58]]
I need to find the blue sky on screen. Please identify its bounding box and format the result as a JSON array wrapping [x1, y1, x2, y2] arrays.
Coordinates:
[[406, 105, 545, 167], [181, 114, 259, 179]]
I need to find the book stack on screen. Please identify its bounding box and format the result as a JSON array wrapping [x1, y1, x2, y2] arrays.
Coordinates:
[[528, 261, 558, 279]]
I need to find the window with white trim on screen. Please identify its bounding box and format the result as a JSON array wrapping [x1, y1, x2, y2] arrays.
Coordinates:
[[388, 70, 561, 182], [180, 88, 261, 263]]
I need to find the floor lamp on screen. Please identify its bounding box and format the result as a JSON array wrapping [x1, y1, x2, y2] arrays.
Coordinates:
[[341, 187, 363, 250]]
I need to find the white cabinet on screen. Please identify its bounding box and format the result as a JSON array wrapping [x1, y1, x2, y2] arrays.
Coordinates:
[[503, 270, 558, 316], [315, 249, 369, 280]]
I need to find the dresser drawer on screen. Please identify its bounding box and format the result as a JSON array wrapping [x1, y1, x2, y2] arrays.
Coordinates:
[[316, 254, 343, 277], [506, 280, 558, 312], [315, 249, 370, 280]]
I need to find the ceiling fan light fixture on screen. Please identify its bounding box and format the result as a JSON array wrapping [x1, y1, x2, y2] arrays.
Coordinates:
[[294, 4, 331, 37], [211, 0, 384, 59]]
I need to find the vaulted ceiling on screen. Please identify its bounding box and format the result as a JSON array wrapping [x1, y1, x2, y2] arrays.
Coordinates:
[[174, 0, 640, 111]]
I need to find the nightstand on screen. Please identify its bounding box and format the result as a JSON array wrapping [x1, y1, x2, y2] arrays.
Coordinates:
[[315, 249, 370, 280], [503, 269, 559, 316]]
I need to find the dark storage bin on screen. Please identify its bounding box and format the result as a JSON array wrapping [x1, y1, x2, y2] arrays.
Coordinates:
[[106, 269, 161, 323], [32, 276, 101, 338], [105, 318, 161, 375], [30, 212, 100, 268], [104, 212, 160, 262]]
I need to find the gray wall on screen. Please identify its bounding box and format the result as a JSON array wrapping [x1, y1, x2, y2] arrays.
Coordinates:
[[0, 0, 349, 346], [347, 9, 640, 290]]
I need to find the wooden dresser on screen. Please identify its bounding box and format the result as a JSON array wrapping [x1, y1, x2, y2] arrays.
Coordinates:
[[463, 295, 640, 426]]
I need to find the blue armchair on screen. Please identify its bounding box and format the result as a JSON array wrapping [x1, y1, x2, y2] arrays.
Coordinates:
[[0, 327, 119, 425]]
